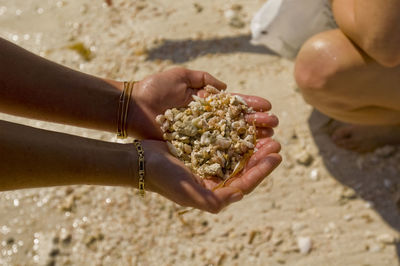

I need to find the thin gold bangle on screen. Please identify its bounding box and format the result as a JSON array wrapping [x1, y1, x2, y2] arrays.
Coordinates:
[[117, 81, 135, 139], [133, 139, 145, 197]]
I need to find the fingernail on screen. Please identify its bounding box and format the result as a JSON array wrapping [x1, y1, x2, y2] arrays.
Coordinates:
[[229, 192, 243, 203]]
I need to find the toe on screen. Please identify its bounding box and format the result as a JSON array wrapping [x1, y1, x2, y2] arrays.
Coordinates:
[[334, 138, 359, 150], [331, 126, 361, 151], [331, 126, 353, 142]]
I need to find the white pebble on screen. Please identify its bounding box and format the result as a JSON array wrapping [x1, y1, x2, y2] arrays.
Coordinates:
[[364, 202, 374, 209], [309, 169, 319, 181], [376, 234, 396, 244], [368, 243, 382, 253], [296, 151, 313, 166], [297, 236, 312, 254], [364, 230, 374, 238], [224, 9, 235, 19], [343, 214, 353, 221], [13, 199, 19, 207]]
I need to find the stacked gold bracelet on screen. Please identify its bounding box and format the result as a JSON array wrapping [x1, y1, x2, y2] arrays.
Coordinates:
[[117, 81, 135, 139], [116, 81, 145, 196]]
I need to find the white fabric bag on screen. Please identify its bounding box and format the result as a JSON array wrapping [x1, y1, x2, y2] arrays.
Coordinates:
[[251, 0, 337, 59]]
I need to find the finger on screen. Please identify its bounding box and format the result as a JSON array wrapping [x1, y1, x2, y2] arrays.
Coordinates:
[[257, 128, 274, 138], [256, 137, 274, 148], [185, 69, 227, 90], [231, 93, 272, 111], [181, 183, 242, 214], [227, 153, 282, 194], [246, 140, 281, 170], [197, 89, 208, 98], [246, 113, 279, 128], [212, 187, 244, 211], [172, 178, 221, 212]]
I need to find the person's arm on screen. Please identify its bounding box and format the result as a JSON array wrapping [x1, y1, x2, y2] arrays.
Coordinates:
[[0, 120, 136, 191], [0, 119, 282, 213], [332, 0, 400, 67], [0, 37, 278, 139], [0, 37, 124, 133]]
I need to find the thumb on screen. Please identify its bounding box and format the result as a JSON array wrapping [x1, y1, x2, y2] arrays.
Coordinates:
[[184, 184, 243, 214], [202, 187, 244, 213], [197, 89, 209, 98], [214, 187, 244, 205]]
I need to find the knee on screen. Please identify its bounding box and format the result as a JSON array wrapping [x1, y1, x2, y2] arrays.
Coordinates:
[[294, 32, 342, 96]]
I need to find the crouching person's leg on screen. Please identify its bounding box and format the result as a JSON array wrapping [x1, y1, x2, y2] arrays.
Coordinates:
[[294, 29, 400, 152]]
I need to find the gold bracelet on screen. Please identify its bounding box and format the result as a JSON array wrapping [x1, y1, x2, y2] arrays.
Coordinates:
[[133, 139, 145, 197], [117, 81, 135, 139]]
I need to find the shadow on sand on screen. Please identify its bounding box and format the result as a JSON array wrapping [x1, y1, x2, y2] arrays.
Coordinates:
[[308, 110, 400, 261], [145, 34, 275, 63]]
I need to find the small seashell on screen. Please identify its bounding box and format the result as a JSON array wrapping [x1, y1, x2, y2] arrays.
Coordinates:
[[200, 132, 211, 146], [229, 106, 241, 117], [204, 163, 223, 178], [183, 144, 192, 154], [204, 85, 220, 94], [244, 135, 254, 143], [171, 132, 179, 139], [191, 117, 202, 128], [167, 141, 181, 157], [237, 127, 247, 135], [192, 95, 205, 103], [216, 136, 231, 149], [220, 124, 226, 135], [171, 108, 179, 115], [242, 140, 255, 149], [248, 126, 256, 135], [231, 121, 241, 129], [161, 120, 170, 132], [174, 112, 184, 121], [164, 109, 174, 121], [207, 117, 220, 127], [155, 114, 166, 125], [239, 142, 249, 153], [234, 95, 247, 105], [163, 133, 174, 141], [216, 110, 225, 117]]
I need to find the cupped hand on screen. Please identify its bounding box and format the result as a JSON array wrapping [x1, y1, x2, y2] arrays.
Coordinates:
[[198, 90, 279, 139], [129, 67, 226, 139], [142, 138, 281, 214], [128, 67, 278, 139]]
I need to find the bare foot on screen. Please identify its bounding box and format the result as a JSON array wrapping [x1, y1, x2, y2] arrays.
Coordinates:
[[331, 124, 400, 152]]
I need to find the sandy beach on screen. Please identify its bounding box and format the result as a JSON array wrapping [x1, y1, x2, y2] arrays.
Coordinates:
[[1, 0, 400, 265]]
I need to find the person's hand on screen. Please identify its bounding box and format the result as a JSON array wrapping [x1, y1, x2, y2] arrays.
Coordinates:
[[128, 67, 278, 139], [142, 138, 281, 213]]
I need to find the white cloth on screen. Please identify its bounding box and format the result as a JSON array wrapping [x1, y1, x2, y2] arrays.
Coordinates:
[[251, 0, 337, 59]]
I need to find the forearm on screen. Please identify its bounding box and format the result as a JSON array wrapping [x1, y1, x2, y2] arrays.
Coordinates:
[[0, 37, 124, 132], [0, 120, 137, 191], [332, 0, 400, 67]]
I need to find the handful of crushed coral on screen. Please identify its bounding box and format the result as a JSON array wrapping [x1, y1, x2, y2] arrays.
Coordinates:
[[156, 86, 256, 180]]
